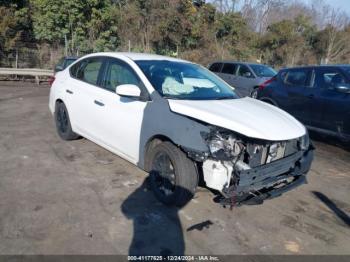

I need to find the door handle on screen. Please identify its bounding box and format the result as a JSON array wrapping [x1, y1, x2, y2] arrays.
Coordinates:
[[66, 89, 73, 94], [94, 100, 104, 106]]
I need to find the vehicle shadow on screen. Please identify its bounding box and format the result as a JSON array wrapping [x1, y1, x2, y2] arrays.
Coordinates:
[[121, 178, 185, 256], [312, 191, 350, 227], [309, 131, 350, 152]]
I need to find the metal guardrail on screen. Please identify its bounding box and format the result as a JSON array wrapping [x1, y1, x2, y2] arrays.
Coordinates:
[[0, 67, 54, 84]]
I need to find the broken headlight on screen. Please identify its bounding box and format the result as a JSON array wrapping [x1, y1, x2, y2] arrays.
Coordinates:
[[299, 132, 310, 150], [201, 130, 244, 160]]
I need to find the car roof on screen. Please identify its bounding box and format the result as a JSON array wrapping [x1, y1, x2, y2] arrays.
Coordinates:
[[210, 61, 269, 66], [280, 64, 350, 71], [82, 52, 190, 63]]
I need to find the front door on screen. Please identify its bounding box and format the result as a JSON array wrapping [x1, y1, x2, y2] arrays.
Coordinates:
[[235, 64, 257, 97], [315, 67, 350, 134], [95, 58, 149, 163]]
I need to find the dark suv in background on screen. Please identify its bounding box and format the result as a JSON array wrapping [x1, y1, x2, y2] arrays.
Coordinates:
[[208, 61, 276, 97], [257, 65, 350, 141], [54, 56, 78, 74]]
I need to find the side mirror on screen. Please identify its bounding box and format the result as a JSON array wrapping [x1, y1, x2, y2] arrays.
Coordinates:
[[244, 72, 253, 78], [335, 83, 350, 93], [55, 65, 63, 72], [116, 84, 141, 98]]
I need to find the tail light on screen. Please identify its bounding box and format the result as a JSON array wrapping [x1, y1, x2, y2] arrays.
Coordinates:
[[259, 77, 276, 91], [48, 76, 55, 87]]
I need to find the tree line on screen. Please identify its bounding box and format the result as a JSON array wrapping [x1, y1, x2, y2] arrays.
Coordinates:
[[1, 0, 350, 68]]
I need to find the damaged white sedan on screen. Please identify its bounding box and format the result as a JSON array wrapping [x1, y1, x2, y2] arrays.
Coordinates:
[[49, 52, 314, 207]]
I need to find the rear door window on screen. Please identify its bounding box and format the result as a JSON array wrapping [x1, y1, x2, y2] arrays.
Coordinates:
[[209, 63, 223, 73], [221, 63, 237, 75], [284, 69, 309, 86], [73, 58, 104, 86]]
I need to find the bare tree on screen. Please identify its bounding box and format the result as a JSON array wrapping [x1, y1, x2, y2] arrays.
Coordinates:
[[309, 0, 348, 29], [308, 0, 350, 63], [241, 0, 285, 34], [323, 9, 350, 63]]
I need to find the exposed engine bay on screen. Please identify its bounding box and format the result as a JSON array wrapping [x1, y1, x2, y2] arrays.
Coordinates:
[[184, 126, 314, 206]]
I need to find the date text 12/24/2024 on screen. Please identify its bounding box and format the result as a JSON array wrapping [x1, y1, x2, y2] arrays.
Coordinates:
[[128, 256, 220, 261]]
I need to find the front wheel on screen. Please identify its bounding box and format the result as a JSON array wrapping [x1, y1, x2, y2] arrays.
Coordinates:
[[146, 142, 198, 207]]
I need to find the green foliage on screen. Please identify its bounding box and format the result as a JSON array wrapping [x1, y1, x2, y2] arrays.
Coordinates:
[[31, 0, 120, 54], [0, 1, 32, 52], [1, 0, 350, 66]]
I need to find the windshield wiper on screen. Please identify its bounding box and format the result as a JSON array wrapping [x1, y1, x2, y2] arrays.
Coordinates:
[[162, 95, 188, 100], [213, 96, 235, 100]]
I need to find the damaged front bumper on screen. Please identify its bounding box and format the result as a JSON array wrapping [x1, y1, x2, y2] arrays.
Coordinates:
[[219, 144, 314, 206]]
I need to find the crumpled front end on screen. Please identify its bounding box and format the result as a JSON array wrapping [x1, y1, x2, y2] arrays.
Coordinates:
[[195, 127, 314, 206]]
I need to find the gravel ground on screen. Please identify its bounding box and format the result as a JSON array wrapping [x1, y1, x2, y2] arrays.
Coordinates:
[[0, 81, 349, 255]]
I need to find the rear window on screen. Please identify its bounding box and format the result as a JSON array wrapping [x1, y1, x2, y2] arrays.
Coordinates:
[[221, 63, 237, 75], [209, 63, 222, 73], [70, 60, 84, 78]]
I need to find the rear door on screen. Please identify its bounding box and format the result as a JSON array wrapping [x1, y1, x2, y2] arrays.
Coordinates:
[[314, 67, 350, 135], [219, 63, 239, 88], [279, 68, 319, 126], [67, 56, 106, 140]]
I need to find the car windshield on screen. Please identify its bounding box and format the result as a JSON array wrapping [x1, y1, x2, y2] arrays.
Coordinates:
[[135, 60, 238, 100], [249, 64, 277, 77]]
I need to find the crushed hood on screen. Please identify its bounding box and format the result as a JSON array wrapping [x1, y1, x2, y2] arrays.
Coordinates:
[[168, 97, 306, 141]]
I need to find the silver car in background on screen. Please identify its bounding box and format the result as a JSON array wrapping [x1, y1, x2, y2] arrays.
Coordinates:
[[209, 61, 277, 98]]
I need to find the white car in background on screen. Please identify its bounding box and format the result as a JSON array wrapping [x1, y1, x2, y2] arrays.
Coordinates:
[[49, 52, 314, 207]]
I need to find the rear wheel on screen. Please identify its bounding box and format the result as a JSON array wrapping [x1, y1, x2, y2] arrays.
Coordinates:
[[55, 102, 79, 140], [146, 142, 198, 207]]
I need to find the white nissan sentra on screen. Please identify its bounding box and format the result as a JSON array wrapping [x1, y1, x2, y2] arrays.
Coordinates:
[[49, 52, 314, 207]]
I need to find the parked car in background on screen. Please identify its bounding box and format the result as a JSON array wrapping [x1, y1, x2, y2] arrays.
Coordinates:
[[54, 56, 78, 74], [208, 61, 277, 97], [49, 56, 78, 86], [49, 52, 313, 207], [257, 65, 350, 141]]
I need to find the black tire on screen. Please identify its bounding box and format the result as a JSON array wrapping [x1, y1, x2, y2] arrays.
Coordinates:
[[55, 102, 79, 141], [146, 141, 198, 207]]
